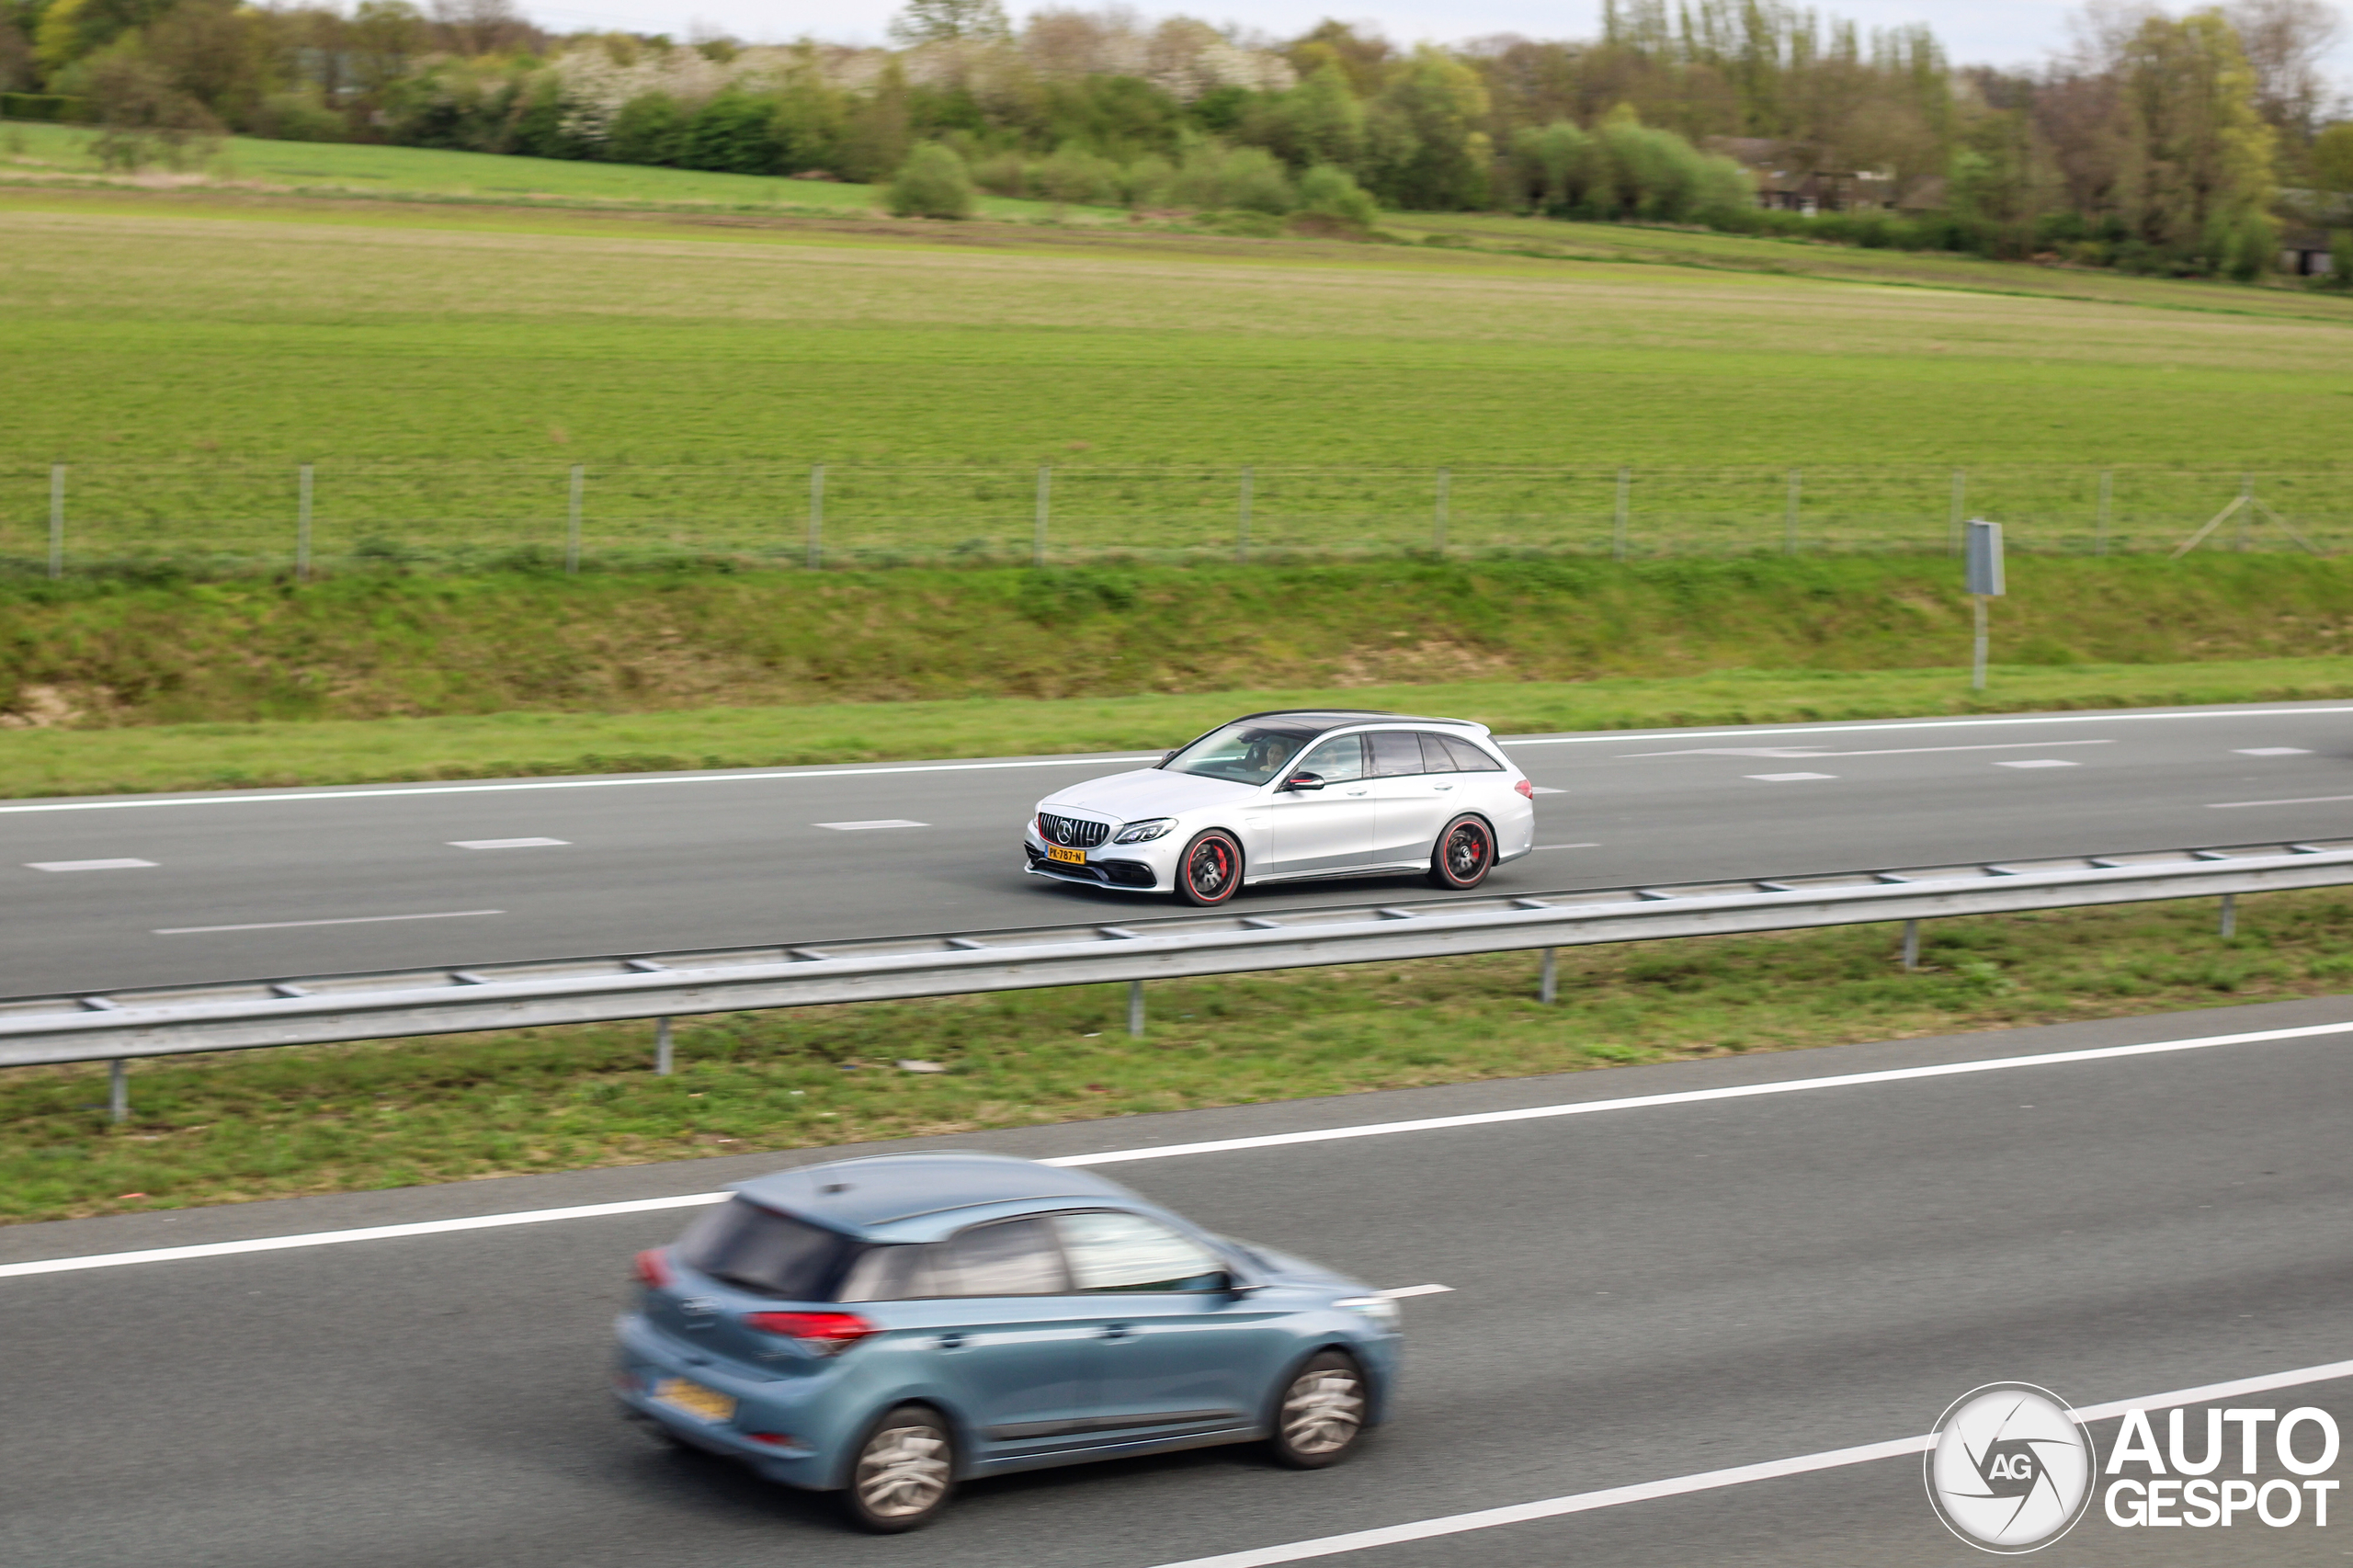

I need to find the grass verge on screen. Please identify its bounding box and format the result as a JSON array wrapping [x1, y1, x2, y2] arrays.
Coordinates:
[[7, 654, 2353, 800], [6, 890, 2349, 1224]]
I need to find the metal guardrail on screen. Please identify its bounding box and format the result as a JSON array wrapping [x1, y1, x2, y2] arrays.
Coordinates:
[[3, 839, 2347, 1073]]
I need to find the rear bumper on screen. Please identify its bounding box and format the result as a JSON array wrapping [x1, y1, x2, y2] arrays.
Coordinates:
[[611, 1312, 836, 1489]]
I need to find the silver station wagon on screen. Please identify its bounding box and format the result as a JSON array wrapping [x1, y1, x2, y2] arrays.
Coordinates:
[[1024, 710, 1538, 904]]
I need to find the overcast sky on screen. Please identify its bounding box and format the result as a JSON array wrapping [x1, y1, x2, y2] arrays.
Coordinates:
[[516, 0, 2353, 80]]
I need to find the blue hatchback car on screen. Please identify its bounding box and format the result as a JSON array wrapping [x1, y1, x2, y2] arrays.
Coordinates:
[[612, 1151, 1401, 1531]]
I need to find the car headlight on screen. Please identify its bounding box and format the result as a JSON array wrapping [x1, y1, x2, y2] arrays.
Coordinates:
[[1113, 818, 1176, 844], [1336, 1295, 1402, 1331]]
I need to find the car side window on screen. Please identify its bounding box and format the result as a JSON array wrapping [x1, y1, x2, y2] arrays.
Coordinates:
[[1367, 732, 1425, 778], [1295, 734, 1366, 783], [1056, 1210, 1226, 1293], [1440, 733, 1505, 772], [836, 1244, 934, 1302], [934, 1217, 1072, 1297]]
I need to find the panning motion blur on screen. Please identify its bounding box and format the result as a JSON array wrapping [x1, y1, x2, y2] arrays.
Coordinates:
[[1026, 710, 1539, 905], [613, 1152, 1402, 1531]]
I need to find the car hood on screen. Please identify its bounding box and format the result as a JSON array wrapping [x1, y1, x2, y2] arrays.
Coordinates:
[[1038, 768, 1256, 821]]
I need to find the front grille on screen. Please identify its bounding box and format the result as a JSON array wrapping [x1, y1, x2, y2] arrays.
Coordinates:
[[1038, 812, 1109, 848]]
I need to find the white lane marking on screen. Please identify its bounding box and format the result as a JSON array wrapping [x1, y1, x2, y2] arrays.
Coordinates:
[[153, 909, 504, 936], [449, 837, 569, 849], [1623, 739, 2113, 760], [1499, 707, 2353, 748], [1529, 786, 1567, 794], [2209, 793, 2353, 809], [0, 756, 1165, 815], [814, 819, 929, 831], [8, 1015, 2349, 1280], [1993, 759, 2079, 768], [1374, 1283, 1452, 1300], [1746, 772, 1836, 782], [1531, 842, 1601, 851], [2235, 747, 2313, 756], [1138, 1357, 2353, 1568], [26, 858, 157, 872]]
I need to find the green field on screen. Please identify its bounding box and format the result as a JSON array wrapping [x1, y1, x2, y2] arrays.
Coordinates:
[[5, 164, 2352, 569], [0, 118, 1109, 220]]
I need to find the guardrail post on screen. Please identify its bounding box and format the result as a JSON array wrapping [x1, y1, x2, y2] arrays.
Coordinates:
[[1127, 980, 1144, 1037], [1539, 947, 1557, 1004], [1902, 919, 1920, 970], [108, 1059, 127, 1124], [655, 1017, 674, 1075], [2219, 894, 2236, 938]]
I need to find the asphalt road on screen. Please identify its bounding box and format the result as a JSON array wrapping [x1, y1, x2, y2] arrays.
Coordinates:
[[3, 996, 2349, 1567], [6, 700, 2353, 997]]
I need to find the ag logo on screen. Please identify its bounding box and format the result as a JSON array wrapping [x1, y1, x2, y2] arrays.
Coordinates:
[[1926, 1382, 2098, 1553]]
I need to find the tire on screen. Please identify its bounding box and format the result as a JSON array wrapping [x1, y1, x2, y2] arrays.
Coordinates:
[[839, 1403, 956, 1534], [1176, 828, 1244, 906], [1427, 813, 1495, 891], [1266, 1349, 1370, 1470]]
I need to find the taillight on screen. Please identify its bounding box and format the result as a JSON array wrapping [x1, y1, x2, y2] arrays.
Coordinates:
[[744, 1311, 879, 1356], [634, 1248, 673, 1289], [1514, 778, 1535, 799]]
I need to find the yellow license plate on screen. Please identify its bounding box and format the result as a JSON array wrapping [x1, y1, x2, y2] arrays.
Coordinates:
[[1047, 845, 1087, 865], [654, 1377, 736, 1423]]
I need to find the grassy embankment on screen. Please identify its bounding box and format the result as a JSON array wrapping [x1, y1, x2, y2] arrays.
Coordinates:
[[5, 175, 2351, 565], [11, 890, 2353, 1223], [5, 555, 2352, 796]]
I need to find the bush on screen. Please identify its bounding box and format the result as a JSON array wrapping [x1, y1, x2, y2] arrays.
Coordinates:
[[1295, 163, 1377, 228], [887, 141, 975, 219], [1, 92, 85, 122], [250, 90, 345, 143]]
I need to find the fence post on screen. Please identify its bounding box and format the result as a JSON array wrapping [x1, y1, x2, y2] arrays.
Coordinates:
[[1432, 467, 1449, 555], [1034, 466, 1050, 566], [1127, 980, 1144, 1037], [565, 463, 585, 574], [1236, 466, 1252, 562], [49, 462, 64, 580], [108, 1058, 127, 1124], [655, 1017, 674, 1075], [807, 464, 824, 570], [296, 462, 313, 582], [1949, 470, 1966, 556], [1783, 468, 1802, 555], [1612, 466, 1630, 561], [1539, 947, 1557, 1004]]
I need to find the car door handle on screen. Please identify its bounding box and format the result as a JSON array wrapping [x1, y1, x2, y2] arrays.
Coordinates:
[[1097, 1324, 1134, 1341], [936, 1332, 967, 1351], [1432, 783, 1454, 791], [1344, 788, 1369, 796]]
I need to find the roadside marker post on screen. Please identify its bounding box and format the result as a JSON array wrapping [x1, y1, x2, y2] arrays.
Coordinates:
[[296, 463, 313, 582], [1965, 518, 2004, 692], [564, 463, 584, 574], [806, 464, 824, 570], [49, 462, 63, 579]]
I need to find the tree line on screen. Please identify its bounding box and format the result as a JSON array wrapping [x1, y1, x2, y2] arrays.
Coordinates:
[[3, 0, 2347, 278]]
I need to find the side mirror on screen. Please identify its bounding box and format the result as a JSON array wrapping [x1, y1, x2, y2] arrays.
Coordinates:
[[1281, 772, 1324, 792], [1160, 750, 1176, 767]]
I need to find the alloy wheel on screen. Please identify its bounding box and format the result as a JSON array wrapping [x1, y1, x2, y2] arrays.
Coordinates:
[[1279, 1363, 1366, 1457], [851, 1415, 952, 1525]]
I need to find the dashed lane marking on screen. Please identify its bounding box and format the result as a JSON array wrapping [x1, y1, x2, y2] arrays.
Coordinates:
[[154, 909, 504, 936], [1746, 773, 1836, 782], [26, 858, 156, 872], [449, 838, 570, 849], [814, 820, 930, 831], [1993, 759, 2079, 768]]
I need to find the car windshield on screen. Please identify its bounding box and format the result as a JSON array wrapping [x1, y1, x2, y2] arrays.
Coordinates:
[[1163, 721, 1323, 786], [675, 1198, 864, 1301]]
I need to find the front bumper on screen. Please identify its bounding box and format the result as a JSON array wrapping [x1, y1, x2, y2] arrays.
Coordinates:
[[1024, 827, 1174, 891]]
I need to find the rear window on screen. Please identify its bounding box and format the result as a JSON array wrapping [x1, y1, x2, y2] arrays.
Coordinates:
[[675, 1199, 864, 1301], [1434, 733, 1504, 771]]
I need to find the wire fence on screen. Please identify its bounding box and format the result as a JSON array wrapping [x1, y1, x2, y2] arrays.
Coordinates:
[[1, 462, 2342, 576]]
